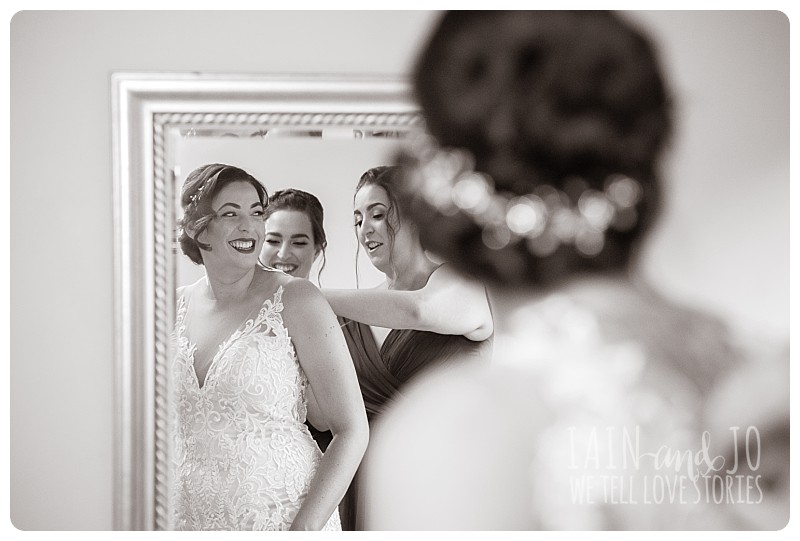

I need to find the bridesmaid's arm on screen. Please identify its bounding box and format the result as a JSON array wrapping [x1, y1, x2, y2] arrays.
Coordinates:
[[281, 278, 369, 530], [322, 265, 493, 341]]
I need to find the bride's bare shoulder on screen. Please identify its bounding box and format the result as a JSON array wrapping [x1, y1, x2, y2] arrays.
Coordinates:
[[252, 267, 321, 306]]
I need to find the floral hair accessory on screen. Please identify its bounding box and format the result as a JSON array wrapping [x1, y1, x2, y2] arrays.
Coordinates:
[[178, 175, 215, 238], [188, 178, 210, 208], [401, 134, 643, 258]]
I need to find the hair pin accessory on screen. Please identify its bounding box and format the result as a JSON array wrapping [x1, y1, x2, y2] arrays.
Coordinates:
[[403, 134, 642, 257]]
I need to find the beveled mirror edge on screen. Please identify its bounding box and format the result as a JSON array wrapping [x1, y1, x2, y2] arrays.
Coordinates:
[[112, 73, 422, 530]]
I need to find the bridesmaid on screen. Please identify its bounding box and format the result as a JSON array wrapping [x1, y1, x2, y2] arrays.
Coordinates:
[[263, 182, 494, 422], [320, 165, 495, 529], [261, 188, 328, 285], [260, 188, 335, 453], [261, 187, 404, 531]]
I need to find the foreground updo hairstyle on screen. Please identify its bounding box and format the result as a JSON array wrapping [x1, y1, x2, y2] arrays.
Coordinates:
[[178, 163, 268, 265], [266, 188, 328, 281], [400, 10, 673, 287]]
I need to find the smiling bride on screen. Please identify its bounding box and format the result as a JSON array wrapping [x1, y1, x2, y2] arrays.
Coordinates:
[[171, 163, 368, 531]]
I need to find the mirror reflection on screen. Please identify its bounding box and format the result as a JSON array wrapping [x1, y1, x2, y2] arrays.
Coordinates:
[[170, 124, 491, 531], [174, 129, 415, 291], [170, 115, 497, 530]]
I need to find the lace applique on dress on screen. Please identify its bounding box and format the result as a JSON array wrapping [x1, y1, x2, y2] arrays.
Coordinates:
[[171, 285, 341, 531], [493, 293, 712, 530]]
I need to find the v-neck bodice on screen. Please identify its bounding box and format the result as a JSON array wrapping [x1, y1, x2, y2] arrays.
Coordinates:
[[174, 285, 307, 413], [171, 283, 340, 530], [176, 289, 277, 390]]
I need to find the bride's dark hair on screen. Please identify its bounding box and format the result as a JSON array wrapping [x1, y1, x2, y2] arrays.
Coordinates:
[[402, 10, 673, 287], [178, 163, 268, 265]]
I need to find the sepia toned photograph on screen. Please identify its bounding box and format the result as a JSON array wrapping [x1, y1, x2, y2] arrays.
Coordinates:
[[9, 7, 792, 534]]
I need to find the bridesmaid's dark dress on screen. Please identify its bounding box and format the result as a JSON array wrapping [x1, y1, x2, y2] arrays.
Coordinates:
[[336, 318, 492, 530], [304, 265, 493, 529]]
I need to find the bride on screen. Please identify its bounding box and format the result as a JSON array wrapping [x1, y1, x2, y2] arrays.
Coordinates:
[[361, 11, 781, 530], [171, 163, 368, 530]]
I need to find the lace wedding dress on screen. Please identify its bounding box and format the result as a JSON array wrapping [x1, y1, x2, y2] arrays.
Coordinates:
[[364, 280, 745, 530], [171, 285, 341, 531]]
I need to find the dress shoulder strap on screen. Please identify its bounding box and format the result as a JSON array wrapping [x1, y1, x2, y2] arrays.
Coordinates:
[[241, 284, 287, 339], [175, 283, 197, 326]]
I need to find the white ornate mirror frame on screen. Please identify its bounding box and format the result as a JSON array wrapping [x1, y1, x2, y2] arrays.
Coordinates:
[[111, 73, 422, 530]]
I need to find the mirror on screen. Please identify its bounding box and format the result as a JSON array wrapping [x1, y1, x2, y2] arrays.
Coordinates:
[[111, 73, 422, 530], [174, 127, 412, 291]]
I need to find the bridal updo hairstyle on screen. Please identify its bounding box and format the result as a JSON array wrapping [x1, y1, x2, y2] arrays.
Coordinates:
[[400, 11, 673, 287], [178, 163, 268, 265]]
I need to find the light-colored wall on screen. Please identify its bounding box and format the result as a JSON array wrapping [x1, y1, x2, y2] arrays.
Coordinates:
[[10, 10, 788, 530], [628, 10, 789, 342]]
